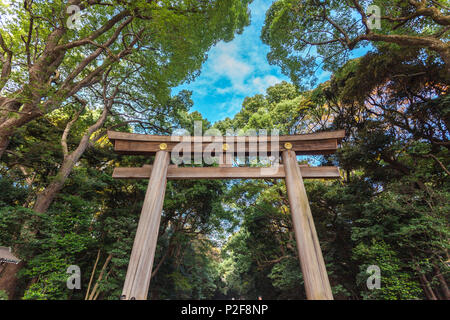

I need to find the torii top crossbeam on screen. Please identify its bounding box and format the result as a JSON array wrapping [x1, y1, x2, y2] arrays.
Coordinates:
[[108, 130, 345, 156]]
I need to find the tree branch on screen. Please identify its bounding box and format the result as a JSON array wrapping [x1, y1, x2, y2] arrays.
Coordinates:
[[0, 32, 13, 91], [61, 96, 87, 160]]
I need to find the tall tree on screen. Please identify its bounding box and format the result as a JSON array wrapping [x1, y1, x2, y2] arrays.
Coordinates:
[[262, 0, 449, 88], [0, 0, 252, 158]]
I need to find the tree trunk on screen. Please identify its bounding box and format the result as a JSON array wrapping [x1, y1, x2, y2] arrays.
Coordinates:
[[33, 156, 76, 213], [434, 264, 450, 300], [419, 273, 438, 300], [33, 103, 109, 213], [86, 254, 112, 300], [0, 98, 22, 159], [0, 261, 23, 299], [0, 103, 42, 160], [0, 134, 11, 160]]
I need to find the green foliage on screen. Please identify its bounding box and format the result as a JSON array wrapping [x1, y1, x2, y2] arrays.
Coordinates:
[[0, 290, 8, 300], [1, 0, 253, 99], [262, 0, 449, 88], [353, 241, 423, 300], [268, 258, 303, 291], [215, 81, 331, 135], [0, 1, 448, 301]]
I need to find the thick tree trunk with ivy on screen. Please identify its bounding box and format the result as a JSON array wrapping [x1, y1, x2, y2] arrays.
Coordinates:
[[0, 100, 43, 159], [0, 103, 109, 298], [0, 262, 23, 299], [33, 159, 77, 214], [34, 102, 109, 213]]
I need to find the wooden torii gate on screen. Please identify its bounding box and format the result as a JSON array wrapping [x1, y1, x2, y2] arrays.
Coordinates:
[[108, 130, 345, 300]]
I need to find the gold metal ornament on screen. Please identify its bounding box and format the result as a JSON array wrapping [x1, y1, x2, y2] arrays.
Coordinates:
[[284, 142, 293, 150], [159, 143, 168, 150], [222, 143, 229, 151]]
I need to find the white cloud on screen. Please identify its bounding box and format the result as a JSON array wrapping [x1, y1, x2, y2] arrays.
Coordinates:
[[207, 46, 282, 96], [251, 75, 282, 93], [212, 54, 253, 82]]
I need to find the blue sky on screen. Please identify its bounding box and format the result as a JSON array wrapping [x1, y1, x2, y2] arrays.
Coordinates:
[[172, 0, 298, 123], [172, 0, 368, 124]]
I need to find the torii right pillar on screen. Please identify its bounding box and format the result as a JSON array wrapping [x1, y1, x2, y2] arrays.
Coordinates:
[[283, 150, 334, 300]]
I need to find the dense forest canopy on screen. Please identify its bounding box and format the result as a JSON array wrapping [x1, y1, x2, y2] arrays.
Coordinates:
[[0, 0, 448, 300], [262, 0, 450, 88]]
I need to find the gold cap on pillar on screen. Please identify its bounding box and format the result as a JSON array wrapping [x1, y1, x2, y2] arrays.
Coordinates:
[[159, 143, 168, 150], [284, 142, 293, 150]]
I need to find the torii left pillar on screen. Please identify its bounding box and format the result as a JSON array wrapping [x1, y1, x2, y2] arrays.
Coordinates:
[[121, 150, 170, 300], [283, 150, 333, 300]]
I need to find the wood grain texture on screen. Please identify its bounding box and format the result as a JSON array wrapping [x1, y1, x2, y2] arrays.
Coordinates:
[[108, 130, 345, 143], [112, 165, 341, 180], [112, 139, 339, 156], [121, 151, 170, 300], [107, 130, 345, 156], [219, 153, 234, 168], [283, 150, 334, 300]]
